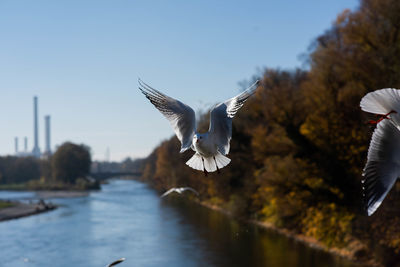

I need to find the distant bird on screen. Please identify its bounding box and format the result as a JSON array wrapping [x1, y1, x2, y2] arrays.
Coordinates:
[[360, 88, 400, 215], [161, 187, 199, 198], [139, 79, 259, 176], [106, 258, 125, 267]]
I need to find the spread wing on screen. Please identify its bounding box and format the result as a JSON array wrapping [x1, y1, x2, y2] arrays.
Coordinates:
[[182, 187, 199, 196], [362, 115, 400, 216], [107, 258, 125, 267], [208, 80, 259, 155], [360, 88, 400, 114], [139, 79, 196, 152], [161, 188, 177, 198]]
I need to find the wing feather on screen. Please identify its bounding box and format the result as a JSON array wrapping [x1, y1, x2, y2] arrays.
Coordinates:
[[360, 88, 400, 114], [208, 80, 259, 155], [362, 116, 400, 215], [182, 187, 199, 195], [139, 79, 196, 152], [161, 188, 177, 198]]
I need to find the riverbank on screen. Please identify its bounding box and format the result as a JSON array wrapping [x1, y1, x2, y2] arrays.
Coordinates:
[[0, 179, 100, 191], [0, 200, 56, 222], [0, 190, 89, 222], [196, 200, 382, 267], [36, 190, 89, 199]]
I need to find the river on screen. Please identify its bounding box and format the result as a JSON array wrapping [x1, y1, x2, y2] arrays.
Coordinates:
[[0, 179, 357, 267]]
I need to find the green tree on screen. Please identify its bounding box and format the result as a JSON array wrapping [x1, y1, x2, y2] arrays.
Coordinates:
[[51, 142, 91, 184], [10, 157, 41, 184]]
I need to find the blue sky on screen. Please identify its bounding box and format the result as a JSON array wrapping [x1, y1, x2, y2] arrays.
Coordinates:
[[0, 0, 359, 161]]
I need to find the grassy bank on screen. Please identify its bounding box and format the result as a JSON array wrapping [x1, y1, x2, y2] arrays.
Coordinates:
[[0, 200, 15, 210]]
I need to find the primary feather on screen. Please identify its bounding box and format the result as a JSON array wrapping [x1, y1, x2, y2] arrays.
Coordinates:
[[138, 79, 196, 152], [360, 88, 400, 215], [362, 117, 400, 215], [209, 80, 259, 155]]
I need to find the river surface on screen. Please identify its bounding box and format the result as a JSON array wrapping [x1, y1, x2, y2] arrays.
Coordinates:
[[0, 179, 357, 267]]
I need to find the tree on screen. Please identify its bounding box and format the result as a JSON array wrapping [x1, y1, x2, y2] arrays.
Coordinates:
[[51, 142, 91, 184], [139, 0, 400, 262]]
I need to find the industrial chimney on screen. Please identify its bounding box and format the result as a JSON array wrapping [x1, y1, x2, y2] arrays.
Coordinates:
[[24, 137, 28, 152], [32, 96, 41, 158], [14, 137, 18, 155], [45, 115, 51, 155]]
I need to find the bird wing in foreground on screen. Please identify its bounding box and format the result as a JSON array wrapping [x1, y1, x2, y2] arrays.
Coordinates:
[[106, 258, 125, 267], [362, 115, 400, 216], [360, 88, 400, 114], [161, 188, 177, 198], [208, 80, 259, 155], [182, 187, 199, 195], [139, 79, 196, 152]]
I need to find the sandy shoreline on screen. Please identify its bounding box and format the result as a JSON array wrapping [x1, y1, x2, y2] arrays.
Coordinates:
[[0, 201, 56, 222], [0, 190, 90, 222]]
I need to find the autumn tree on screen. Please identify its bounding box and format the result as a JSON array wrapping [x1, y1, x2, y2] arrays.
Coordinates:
[[140, 0, 400, 262]]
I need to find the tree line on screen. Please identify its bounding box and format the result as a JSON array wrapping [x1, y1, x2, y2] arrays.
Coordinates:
[[139, 0, 400, 264], [0, 142, 96, 190]]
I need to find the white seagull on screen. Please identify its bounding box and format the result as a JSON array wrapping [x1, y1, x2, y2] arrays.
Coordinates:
[[161, 187, 199, 198], [360, 88, 400, 215], [139, 79, 259, 176]]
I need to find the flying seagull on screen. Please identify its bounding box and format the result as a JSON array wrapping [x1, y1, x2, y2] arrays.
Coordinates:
[[360, 88, 400, 215], [161, 187, 199, 198], [139, 79, 259, 176], [106, 258, 125, 267]]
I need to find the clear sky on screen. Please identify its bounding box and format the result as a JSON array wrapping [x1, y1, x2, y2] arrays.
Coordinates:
[[0, 0, 359, 161]]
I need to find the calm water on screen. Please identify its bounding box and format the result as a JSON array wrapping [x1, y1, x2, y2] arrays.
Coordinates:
[[0, 179, 357, 267]]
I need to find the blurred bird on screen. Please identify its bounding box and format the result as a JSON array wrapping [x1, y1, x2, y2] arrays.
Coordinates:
[[139, 79, 260, 176], [106, 258, 125, 267], [161, 187, 199, 198], [360, 88, 400, 215]]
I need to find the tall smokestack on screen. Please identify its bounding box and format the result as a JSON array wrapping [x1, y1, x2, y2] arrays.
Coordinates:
[[24, 137, 28, 152], [32, 96, 41, 158], [45, 115, 51, 155], [15, 137, 18, 154]]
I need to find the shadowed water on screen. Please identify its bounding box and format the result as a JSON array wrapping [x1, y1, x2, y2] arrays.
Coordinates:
[[0, 179, 357, 267]]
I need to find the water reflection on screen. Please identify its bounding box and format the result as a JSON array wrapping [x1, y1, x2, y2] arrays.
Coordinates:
[[0, 180, 356, 267], [160, 198, 356, 267]]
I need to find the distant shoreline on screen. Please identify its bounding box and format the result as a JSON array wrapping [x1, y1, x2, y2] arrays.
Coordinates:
[[35, 190, 89, 199]]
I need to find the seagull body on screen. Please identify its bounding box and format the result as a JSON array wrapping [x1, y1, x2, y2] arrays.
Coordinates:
[[360, 88, 400, 215], [161, 187, 199, 198], [139, 79, 259, 175]]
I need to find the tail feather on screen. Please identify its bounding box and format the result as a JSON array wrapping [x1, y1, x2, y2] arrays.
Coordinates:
[[204, 157, 217, 172], [360, 88, 400, 114], [186, 153, 231, 172], [186, 153, 203, 171], [215, 153, 231, 169]]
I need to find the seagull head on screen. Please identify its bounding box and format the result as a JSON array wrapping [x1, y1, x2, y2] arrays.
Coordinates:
[[194, 133, 204, 144]]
